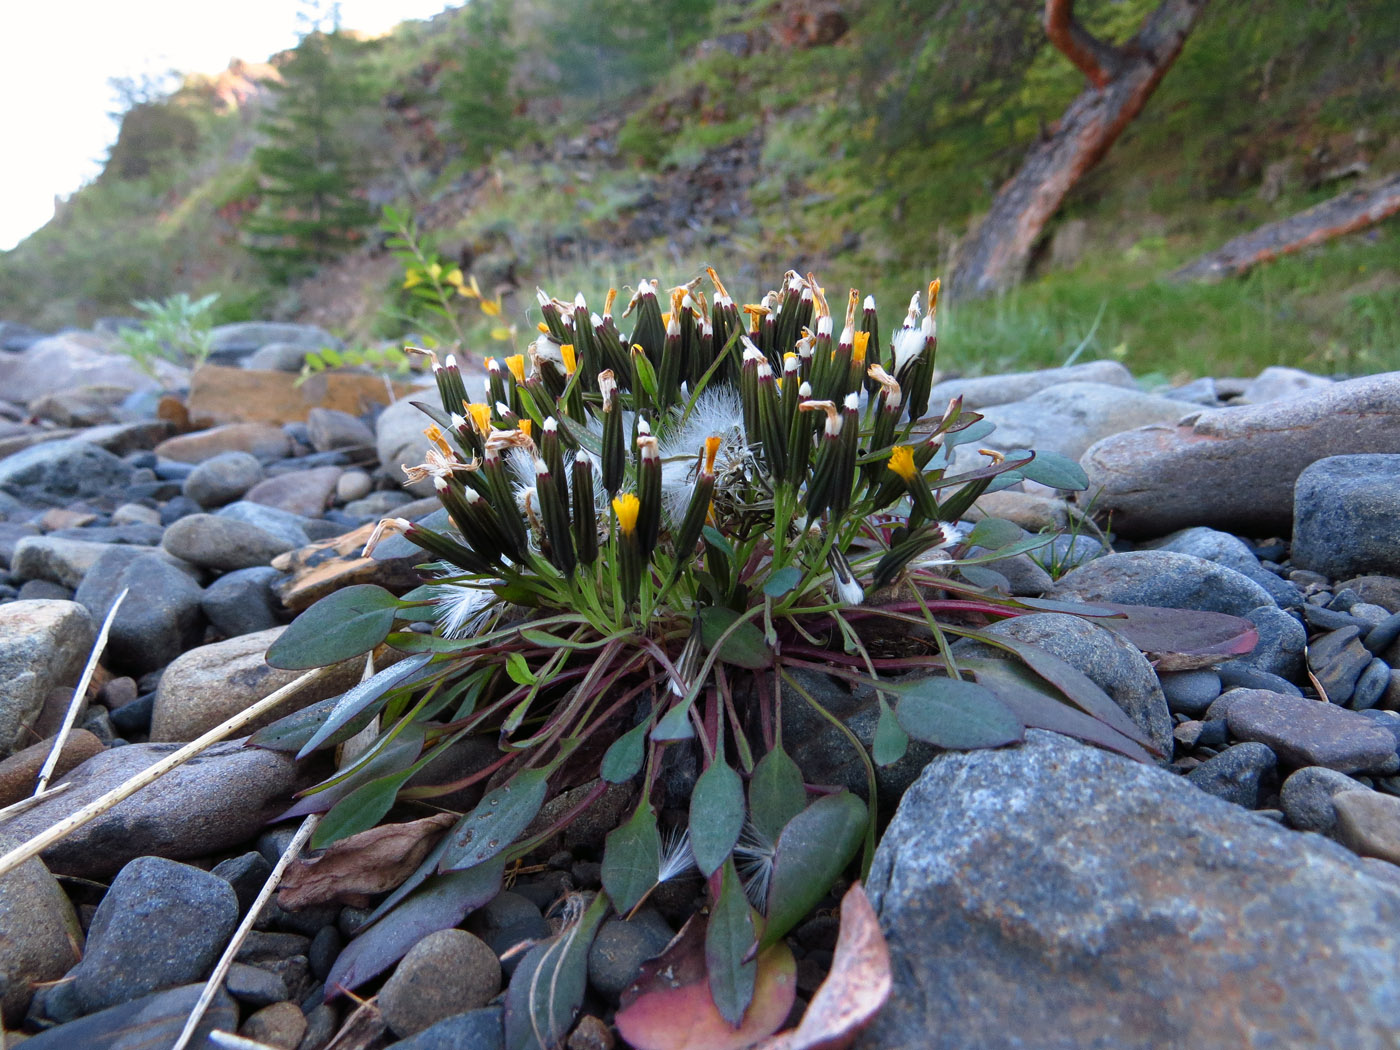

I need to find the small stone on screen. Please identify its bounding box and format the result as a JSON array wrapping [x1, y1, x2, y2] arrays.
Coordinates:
[[588, 917, 672, 1000], [1237, 604, 1307, 679], [1143, 526, 1302, 608], [307, 408, 375, 452], [244, 465, 343, 518], [74, 547, 205, 677], [0, 730, 105, 809], [68, 856, 238, 1014], [111, 502, 161, 527], [201, 566, 284, 638], [1340, 576, 1400, 614], [1352, 660, 1393, 712], [240, 1000, 308, 1049], [1364, 612, 1400, 655], [0, 439, 135, 507], [1186, 741, 1277, 809], [217, 500, 315, 547], [162, 513, 296, 570], [1216, 661, 1302, 697], [0, 600, 95, 758], [182, 450, 265, 508], [568, 1014, 616, 1050], [308, 925, 342, 981], [11, 536, 128, 589], [466, 892, 549, 977], [378, 928, 501, 1038], [1309, 626, 1373, 705], [155, 422, 293, 464], [299, 1002, 338, 1050], [226, 961, 290, 1006], [212, 851, 275, 916], [238, 931, 312, 965], [1302, 603, 1368, 631], [1293, 454, 1400, 578], [1280, 766, 1363, 835], [1217, 689, 1398, 773], [1159, 670, 1222, 717], [334, 469, 373, 504], [1334, 790, 1400, 865]]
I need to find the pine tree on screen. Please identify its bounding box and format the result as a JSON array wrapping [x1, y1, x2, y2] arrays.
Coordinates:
[[242, 29, 380, 279]]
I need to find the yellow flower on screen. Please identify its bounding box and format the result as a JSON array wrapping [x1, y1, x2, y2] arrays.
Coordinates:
[[852, 330, 870, 365], [480, 298, 502, 318], [402, 269, 422, 290], [886, 445, 918, 482], [505, 355, 526, 383], [444, 267, 465, 289], [518, 419, 533, 440], [612, 493, 640, 535], [560, 343, 577, 376], [467, 402, 493, 436]]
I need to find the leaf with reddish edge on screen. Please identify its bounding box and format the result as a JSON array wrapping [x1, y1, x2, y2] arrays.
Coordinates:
[[616, 914, 797, 1050], [1070, 601, 1260, 671], [751, 882, 892, 1050], [323, 859, 503, 998], [962, 656, 1154, 764]]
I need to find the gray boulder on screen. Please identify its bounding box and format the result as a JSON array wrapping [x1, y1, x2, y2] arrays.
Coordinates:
[[1141, 526, 1301, 607], [859, 730, 1400, 1050], [924, 360, 1136, 410], [1049, 549, 1275, 617], [207, 322, 340, 364], [73, 548, 205, 676], [1292, 454, 1400, 579], [0, 600, 94, 757], [0, 438, 135, 506]]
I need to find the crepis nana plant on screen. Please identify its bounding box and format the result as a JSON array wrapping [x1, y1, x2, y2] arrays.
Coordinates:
[[255, 268, 1178, 1048]]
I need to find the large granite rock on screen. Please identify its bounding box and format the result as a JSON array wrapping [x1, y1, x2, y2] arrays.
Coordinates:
[[0, 333, 185, 402], [1077, 372, 1400, 537], [0, 439, 135, 506], [859, 730, 1400, 1050], [1049, 549, 1276, 617], [924, 361, 1137, 410]]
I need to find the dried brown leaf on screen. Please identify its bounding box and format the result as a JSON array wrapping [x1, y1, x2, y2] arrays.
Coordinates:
[[752, 882, 892, 1050], [277, 812, 456, 910]]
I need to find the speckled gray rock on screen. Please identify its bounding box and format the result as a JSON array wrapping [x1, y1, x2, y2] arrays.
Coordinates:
[[1293, 455, 1400, 579], [0, 739, 305, 877], [11, 535, 130, 589], [1236, 604, 1307, 679], [1158, 669, 1222, 717], [588, 916, 674, 1000], [162, 512, 296, 570], [307, 407, 375, 452], [1186, 741, 1277, 809], [181, 450, 264, 508], [1049, 550, 1276, 617], [1142, 526, 1302, 608], [858, 730, 1400, 1050], [378, 929, 501, 1038], [0, 600, 94, 757], [389, 1006, 504, 1050], [149, 626, 363, 742], [21, 983, 236, 1050], [0, 438, 135, 506], [955, 612, 1172, 757], [1334, 790, 1400, 865], [68, 856, 238, 1014], [1079, 372, 1400, 538], [1213, 689, 1398, 774], [201, 565, 283, 638], [0, 832, 84, 1025], [924, 360, 1136, 410], [74, 548, 205, 676], [1280, 766, 1363, 836]]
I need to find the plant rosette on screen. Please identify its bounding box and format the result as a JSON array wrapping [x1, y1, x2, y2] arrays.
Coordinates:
[[255, 269, 1255, 1047]]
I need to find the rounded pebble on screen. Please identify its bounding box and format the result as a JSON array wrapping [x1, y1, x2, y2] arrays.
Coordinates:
[[378, 928, 501, 1038]]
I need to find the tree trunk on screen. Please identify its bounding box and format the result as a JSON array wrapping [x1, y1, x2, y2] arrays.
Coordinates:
[[1171, 171, 1400, 282], [947, 0, 1210, 300]]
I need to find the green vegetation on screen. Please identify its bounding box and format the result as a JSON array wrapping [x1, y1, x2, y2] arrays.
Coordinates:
[[115, 292, 219, 379], [0, 0, 1395, 378]]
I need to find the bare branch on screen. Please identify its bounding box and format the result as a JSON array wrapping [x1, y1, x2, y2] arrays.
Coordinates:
[[1043, 0, 1123, 89]]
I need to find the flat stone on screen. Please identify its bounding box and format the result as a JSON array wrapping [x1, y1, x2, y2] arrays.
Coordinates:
[[1078, 372, 1400, 538], [1186, 741, 1277, 809], [188, 364, 411, 427], [162, 513, 296, 570], [1049, 549, 1275, 617], [0, 600, 94, 758], [1308, 626, 1374, 706], [1280, 766, 1363, 836], [182, 450, 264, 508], [149, 626, 364, 742], [924, 360, 1137, 410], [1216, 689, 1398, 773], [0, 739, 306, 878], [0, 729, 105, 808], [1335, 790, 1400, 864], [307, 407, 376, 452], [1238, 365, 1334, 404], [1293, 454, 1400, 579], [68, 856, 238, 1015], [20, 983, 236, 1050], [1141, 526, 1302, 607], [379, 928, 501, 1038], [244, 465, 343, 518], [0, 438, 136, 506], [860, 730, 1400, 1050], [225, 960, 289, 1006], [155, 422, 292, 464], [0, 831, 84, 1025]]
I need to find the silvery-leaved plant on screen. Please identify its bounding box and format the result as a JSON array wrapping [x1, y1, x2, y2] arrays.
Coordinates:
[[255, 268, 1183, 1047]]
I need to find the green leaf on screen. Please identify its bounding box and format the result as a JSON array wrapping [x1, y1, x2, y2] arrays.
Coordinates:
[[505, 651, 537, 686], [312, 765, 419, 848], [701, 526, 733, 557], [439, 767, 551, 872], [690, 760, 745, 877], [706, 860, 757, 1026], [748, 745, 806, 843], [698, 607, 770, 670], [890, 676, 1024, 750], [762, 566, 802, 599], [1005, 449, 1089, 491], [295, 653, 433, 760], [247, 693, 380, 752], [283, 722, 425, 821], [652, 699, 696, 741], [872, 697, 910, 766], [602, 804, 660, 913], [965, 517, 1022, 551], [519, 629, 574, 648], [504, 892, 608, 1050], [266, 584, 400, 670], [601, 719, 649, 783], [943, 418, 995, 448], [761, 792, 868, 948]]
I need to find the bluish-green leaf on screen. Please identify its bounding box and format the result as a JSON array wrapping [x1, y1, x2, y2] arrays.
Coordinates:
[[504, 892, 608, 1050], [890, 676, 1024, 750], [690, 760, 745, 877], [965, 517, 1022, 551], [761, 792, 868, 948], [698, 606, 770, 670], [943, 418, 995, 448], [1006, 448, 1089, 491], [762, 566, 802, 599], [701, 526, 733, 557], [748, 745, 806, 843], [312, 765, 419, 848], [266, 584, 401, 670], [872, 697, 910, 766], [602, 804, 660, 914], [439, 767, 551, 872], [601, 719, 649, 783], [282, 722, 425, 821], [706, 859, 757, 1026], [295, 653, 434, 760]]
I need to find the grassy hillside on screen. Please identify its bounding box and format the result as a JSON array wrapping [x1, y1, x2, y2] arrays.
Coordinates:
[[1, 0, 1397, 380]]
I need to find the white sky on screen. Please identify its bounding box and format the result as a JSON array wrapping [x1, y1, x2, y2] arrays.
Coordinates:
[[0, 0, 455, 251]]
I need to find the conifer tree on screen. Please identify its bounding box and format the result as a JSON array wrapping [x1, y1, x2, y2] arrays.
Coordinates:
[[243, 27, 380, 279]]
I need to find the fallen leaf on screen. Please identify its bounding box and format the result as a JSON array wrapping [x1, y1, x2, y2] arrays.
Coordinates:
[[278, 812, 456, 909], [752, 882, 892, 1050]]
